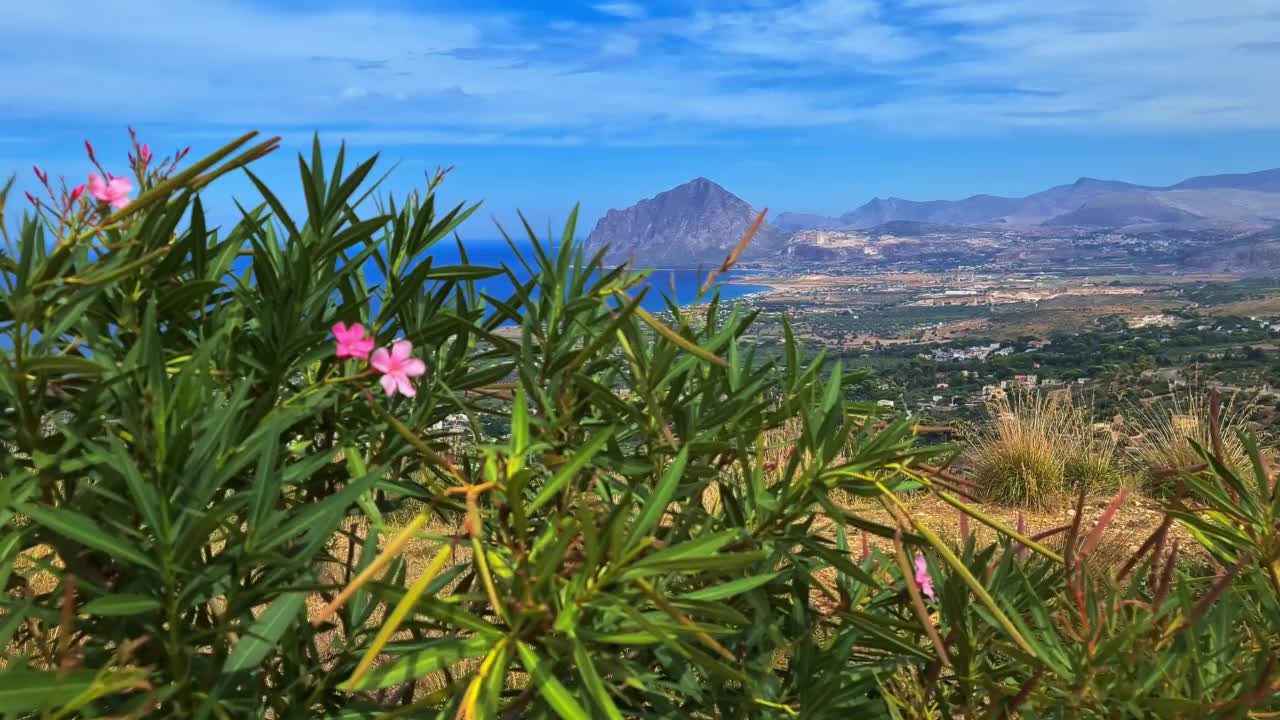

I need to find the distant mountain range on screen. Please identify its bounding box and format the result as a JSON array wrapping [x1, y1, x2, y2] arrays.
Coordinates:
[[584, 169, 1280, 268], [788, 168, 1280, 230]]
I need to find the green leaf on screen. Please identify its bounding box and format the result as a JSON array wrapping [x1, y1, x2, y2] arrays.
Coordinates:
[[625, 445, 689, 551], [344, 545, 454, 689], [574, 642, 625, 720], [419, 264, 503, 281], [529, 429, 613, 513], [679, 572, 780, 602], [222, 588, 308, 673], [516, 642, 591, 720], [20, 355, 104, 376], [16, 505, 156, 571], [904, 507, 1037, 658], [620, 551, 768, 581], [80, 594, 163, 617], [342, 637, 494, 691], [0, 531, 21, 594], [632, 529, 740, 568], [0, 603, 27, 650], [510, 388, 529, 476], [627, 299, 728, 368], [0, 668, 98, 713]]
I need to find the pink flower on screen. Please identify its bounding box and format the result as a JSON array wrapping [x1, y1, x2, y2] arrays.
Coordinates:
[[332, 322, 374, 361], [370, 339, 426, 398], [87, 174, 133, 209], [913, 553, 936, 601]]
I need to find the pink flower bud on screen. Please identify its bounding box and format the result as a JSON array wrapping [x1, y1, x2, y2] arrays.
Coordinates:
[[70, 184, 86, 202], [84, 140, 97, 163], [140, 144, 152, 163], [32, 165, 47, 183], [913, 553, 936, 601], [24, 191, 38, 206]]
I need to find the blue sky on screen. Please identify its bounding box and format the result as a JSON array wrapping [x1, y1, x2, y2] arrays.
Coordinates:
[[4, 0, 1280, 236]]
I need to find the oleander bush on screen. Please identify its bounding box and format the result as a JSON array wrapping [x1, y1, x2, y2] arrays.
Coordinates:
[[1, 133, 1278, 719]]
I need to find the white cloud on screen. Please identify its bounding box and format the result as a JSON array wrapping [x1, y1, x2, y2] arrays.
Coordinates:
[[1, 0, 1278, 143], [593, 2, 646, 20], [682, 0, 923, 65]]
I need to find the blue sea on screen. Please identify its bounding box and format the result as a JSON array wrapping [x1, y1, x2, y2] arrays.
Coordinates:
[[393, 239, 771, 313]]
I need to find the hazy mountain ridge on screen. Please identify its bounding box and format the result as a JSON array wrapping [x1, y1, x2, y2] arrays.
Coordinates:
[[793, 169, 1280, 230], [585, 168, 1280, 270]]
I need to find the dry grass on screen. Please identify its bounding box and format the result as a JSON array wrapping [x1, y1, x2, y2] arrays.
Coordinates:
[[834, 490, 1204, 578], [1122, 386, 1258, 494], [960, 392, 1121, 509]]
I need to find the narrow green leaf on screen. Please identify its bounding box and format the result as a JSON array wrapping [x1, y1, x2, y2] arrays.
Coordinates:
[[16, 505, 156, 571], [517, 642, 591, 720], [343, 545, 453, 688], [0, 603, 27, 650], [343, 637, 493, 692], [0, 531, 21, 593], [510, 388, 529, 477], [419, 264, 503, 281], [80, 594, 163, 617], [529, 429, 613, 513], [573, 642, 625, 720], [632, 529, 740, 568], [223, 588, 308, 672], [19, 356, 103, 376], [899, 501, 1036, 657], [625, 446, 690, 551], [679, 572, 779, 602], [625, 298, 728, 368], [0, 668, 98, 713]]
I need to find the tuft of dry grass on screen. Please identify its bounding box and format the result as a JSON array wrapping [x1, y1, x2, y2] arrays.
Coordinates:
[[962, 392, 1120, 509], [1122, 387, 1257, 494], [1062, 419, 1124, 493]]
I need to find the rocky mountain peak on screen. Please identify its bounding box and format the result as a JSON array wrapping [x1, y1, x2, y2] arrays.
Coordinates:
[[584, 178, 783, 266]]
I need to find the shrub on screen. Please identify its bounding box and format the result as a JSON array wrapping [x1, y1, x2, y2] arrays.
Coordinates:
[[965, 392, 1125, 508], [1, 133, 1279, 719], [1124, 385, 1255, 494], [1062, 421, 1123, 493]]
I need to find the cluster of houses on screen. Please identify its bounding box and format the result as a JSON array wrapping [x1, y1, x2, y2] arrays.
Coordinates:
[[1128, 314, 1181, 329], [928, 342, 1015, 362], [1248, 317, 1280, 332]]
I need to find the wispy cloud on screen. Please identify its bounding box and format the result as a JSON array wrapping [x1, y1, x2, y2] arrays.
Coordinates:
[[593, 2, 646, 20], [2, 0, 1278, 145]]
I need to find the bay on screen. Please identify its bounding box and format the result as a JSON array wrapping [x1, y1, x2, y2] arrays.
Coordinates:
[[378, 239, 770, 314]]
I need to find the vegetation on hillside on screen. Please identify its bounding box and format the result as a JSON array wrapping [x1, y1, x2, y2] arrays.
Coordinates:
[[1, 134, 1278, 718]]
